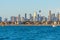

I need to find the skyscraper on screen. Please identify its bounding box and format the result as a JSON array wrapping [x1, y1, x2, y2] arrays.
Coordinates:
[[48, 10, 51, 21], [59, 14, 60, 21], [11, 16, 16, 22], [57, 12, 59, 21], [33, 11, 37, 21], [4, 18, 8, 22], [29, 14, 32, 21], [18, 14, 21, 22], [25, 13, 27, 21], [42, 16, 47, 22], [16, 17, 18, 22], [0, 17, 2, 22], [21, 17, 25, 22], [37, 14, 40, 21], [51, 13, 56, 21]]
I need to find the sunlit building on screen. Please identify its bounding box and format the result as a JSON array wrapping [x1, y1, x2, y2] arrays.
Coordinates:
[[59, 14, 60, 21], [33, 11, 37, 21], [21, 17, 25, 22]]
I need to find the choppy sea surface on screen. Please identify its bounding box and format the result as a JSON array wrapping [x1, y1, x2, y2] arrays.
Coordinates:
[[0, 26, 60, 40]]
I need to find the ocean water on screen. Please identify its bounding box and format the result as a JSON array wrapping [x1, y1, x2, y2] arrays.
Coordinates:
[[0, 26, 60, 40]]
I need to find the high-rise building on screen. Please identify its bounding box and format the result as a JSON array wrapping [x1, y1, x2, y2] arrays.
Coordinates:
[[37, 14, 40, 21], [48, 10, 51, 21], [16, 17, 18, 22], [25, 13, 27, 21], [39, 16, 42, 22], [0, 17, 2, 22], [4, 18, 8, 22], [29, 14, 32, 21], [57, 12, 59, 21], [51, 13, 56, 21], [42, 16, 47, 22], [11, 16, 16, 22], [59, 14, 60, 21], [33, 11, 37, 21], [18, 14, 21, 22], [21, 17, 25, 22]]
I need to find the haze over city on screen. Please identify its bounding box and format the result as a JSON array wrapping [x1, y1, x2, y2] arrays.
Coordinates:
[[0, 0, 60, 20]]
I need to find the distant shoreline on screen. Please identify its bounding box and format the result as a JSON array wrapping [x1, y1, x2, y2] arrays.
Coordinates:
[[0, 24, 60, 26]]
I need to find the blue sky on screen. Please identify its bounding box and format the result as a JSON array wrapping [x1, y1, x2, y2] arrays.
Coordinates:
[[0, 0, 60, 20]]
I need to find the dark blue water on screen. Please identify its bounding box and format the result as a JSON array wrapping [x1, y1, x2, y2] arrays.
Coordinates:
[[0, 26, 60, 40]]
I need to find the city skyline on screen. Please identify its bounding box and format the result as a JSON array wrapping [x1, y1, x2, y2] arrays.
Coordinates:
[[0, 10, 60, 22], [0, 0, 60, 19]]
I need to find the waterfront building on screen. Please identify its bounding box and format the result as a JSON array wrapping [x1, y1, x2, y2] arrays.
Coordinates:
[[33, 11, 37, 22], [0, 17, 2, 22]]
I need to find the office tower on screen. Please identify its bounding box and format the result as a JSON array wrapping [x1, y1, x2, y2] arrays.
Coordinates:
[[39, 16, 42, 22], [21, 17, 25, 22], [39, 10, 41, 13], [11, 16, 16, 22], [51, 13, 56, 21], [0, 17, 2, 22], [31, 16, 33, 22], [57, 12, 59, 21], [59, 14, 60, 21], [29, 14, 32, 21], [48, 10, 51, 21], [25, 13, 27, 21], [18, 14, 21, 22], [33, 11, 37, 21], [16, 17, 18, 22], [51, 13, 55, 17], [4, 18, 8, 22], [42, 16, 47, 22], [37, 14, 40, 21]]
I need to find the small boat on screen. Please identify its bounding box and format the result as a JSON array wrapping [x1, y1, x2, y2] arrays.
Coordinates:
[[52, 25, 56, 27]]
